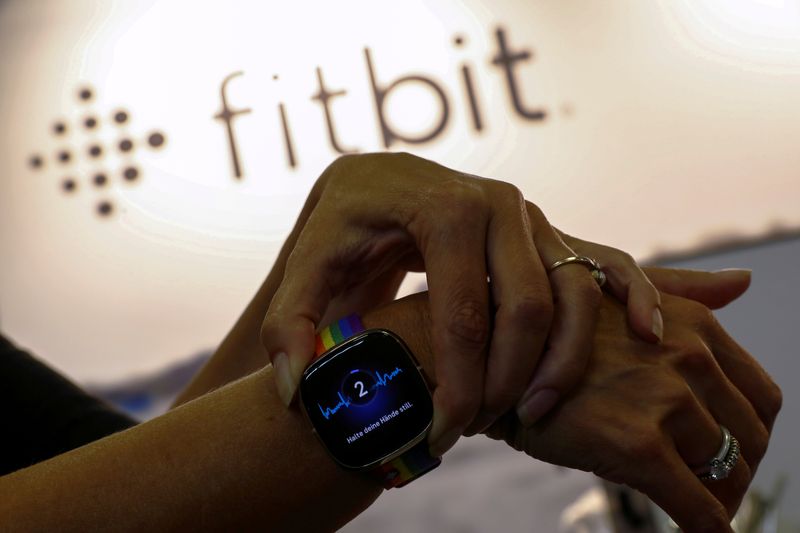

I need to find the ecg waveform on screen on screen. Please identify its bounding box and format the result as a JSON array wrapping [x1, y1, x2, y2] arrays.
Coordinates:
[[318, 367, 403, 420]]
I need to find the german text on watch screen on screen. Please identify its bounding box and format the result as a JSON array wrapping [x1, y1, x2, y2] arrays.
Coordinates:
[[300, 331, 433, 469]]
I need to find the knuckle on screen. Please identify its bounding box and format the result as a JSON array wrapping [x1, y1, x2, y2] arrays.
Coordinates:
[[635, 370, 694, 415], [613, 250, 636, 269], [664, 384, 700, 416], [653, 381, 701, 424], [765, 381, 784, 419], [625, 433, 669, 464], [673, 340, 716, 376], [325, 153, 355, 182], [524, 200, 545, 223], [429, 181, 486, 221], [505, 288, 554, 329], [684, 298, 717, 328], [494, 180, 525, 205], [446, 297, 490, 352]]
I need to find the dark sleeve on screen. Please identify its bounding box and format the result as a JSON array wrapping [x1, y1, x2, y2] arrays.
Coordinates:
[[0, 334, 137, 476]]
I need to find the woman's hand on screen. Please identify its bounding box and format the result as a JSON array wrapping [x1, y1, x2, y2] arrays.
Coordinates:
[[558, 229, 753, 337], [260, 152, 670, 455], [484, 293, 782, 532]]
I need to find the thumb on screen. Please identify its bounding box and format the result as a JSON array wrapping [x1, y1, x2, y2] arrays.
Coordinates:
[[261, 274, 334, 406], [641, 267, 751, 309]]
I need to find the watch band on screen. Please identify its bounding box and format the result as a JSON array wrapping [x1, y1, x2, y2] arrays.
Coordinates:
[[314, 314, 441, 488], [314, 314, 365, 359]]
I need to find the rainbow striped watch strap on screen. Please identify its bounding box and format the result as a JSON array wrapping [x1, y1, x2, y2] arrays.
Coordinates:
[[314, 314, 365, 359], [314, 314, 441, 488]]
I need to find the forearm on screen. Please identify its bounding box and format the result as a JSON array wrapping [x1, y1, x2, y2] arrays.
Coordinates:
[[1, 367, 380, 531], [1, 295, 434, 531]]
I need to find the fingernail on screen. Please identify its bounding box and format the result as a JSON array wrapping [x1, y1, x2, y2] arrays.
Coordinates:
[[652, 307, 664, 342], [272, 352, 297, 407], [428, 412, 461, 457], [516, 388, 559, 427], [713, 268, 752, 279]]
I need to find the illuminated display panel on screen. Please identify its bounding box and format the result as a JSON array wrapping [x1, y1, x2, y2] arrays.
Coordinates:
[[300, 331, 433, 469]]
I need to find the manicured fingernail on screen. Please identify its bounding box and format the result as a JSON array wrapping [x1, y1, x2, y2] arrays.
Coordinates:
[[516, 388, 559, 427], [272, 352, 297, 407], [713, 268, 752, 279], [652, 307, 664, 342], [428, 412, 460, 457]]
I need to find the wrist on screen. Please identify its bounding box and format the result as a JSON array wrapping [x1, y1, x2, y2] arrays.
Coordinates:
[[299, 295, 440, 489], [360, 292, 437, 387]]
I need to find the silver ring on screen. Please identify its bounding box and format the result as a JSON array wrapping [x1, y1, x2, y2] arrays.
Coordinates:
[[547, 255, 607, 287], [695, 425, 740, 481]]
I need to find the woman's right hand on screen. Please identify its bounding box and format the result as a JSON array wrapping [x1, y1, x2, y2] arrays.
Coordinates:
[[262, 152, 613, 456], [483, 293, 782, 532]]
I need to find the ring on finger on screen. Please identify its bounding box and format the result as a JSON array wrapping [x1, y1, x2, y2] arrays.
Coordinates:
[[694, 425, 741, 481], [548, 255, 607, 287]]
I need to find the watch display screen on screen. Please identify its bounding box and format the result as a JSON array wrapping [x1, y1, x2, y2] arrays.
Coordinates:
[[299, 330, 433, 469]]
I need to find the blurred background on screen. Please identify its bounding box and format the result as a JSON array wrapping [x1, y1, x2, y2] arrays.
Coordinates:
[[0, 0, 798, 530]]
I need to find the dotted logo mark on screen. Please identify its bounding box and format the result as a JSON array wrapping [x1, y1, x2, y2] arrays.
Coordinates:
[[28, 86, 167, 218]]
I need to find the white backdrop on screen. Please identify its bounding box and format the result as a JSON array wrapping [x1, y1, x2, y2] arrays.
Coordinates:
[[1, 0, 799, 382]]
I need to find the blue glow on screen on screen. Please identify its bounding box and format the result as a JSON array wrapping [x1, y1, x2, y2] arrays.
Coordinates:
[[318, 367, 404, 420]]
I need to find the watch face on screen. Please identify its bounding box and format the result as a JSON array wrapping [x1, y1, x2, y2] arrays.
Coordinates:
[[299, 330, 433, 470]]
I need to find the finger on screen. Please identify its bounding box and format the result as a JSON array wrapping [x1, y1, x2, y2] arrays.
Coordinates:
[[260, 230, 350, 406], [558, 233, 664, 343], [660, 388, 753, 519], [623, 277, 663, 344], [665, 333, 770, 476], [697, 374, 767, 478], [514, 203, 602, 427], [320, 267, 407, 326], [642, 267, 752, 309], [706, 453, 753, 521], [418, 200, 491, 457], [632, 449, 735, 533], [463, 187, 553, 436], [702, 315, 783, 432]]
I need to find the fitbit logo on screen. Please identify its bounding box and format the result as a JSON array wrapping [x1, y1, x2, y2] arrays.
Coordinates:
[[26, 25, 562, 218], [27, 85, 167, 217], [214, 26, 557, 179]]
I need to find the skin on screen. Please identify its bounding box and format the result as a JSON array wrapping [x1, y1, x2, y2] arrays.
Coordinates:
[[0, 291, 779, 532], [259, 152, 673, 456], [180, 163, 752, 434], [485, 292, 781, 531], [1, 159, 764, 531]]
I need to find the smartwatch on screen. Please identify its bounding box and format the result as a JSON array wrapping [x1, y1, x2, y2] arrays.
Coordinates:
[[299, 314, 441, 488]]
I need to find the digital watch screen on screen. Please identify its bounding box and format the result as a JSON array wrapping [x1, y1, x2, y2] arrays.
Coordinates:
[[299, 330, 434, 470]]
